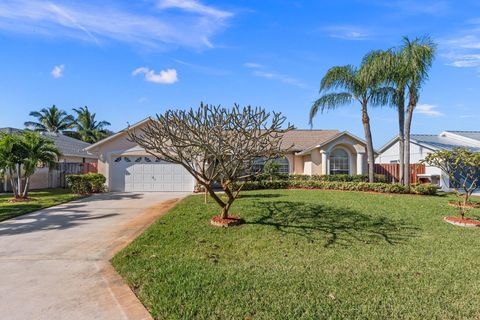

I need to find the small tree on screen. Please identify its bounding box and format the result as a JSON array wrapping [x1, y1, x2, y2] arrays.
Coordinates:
[[422, 148, 480, 218], [129, 103, 293, 220], [263, 159, 281, 181], [0, 132, 60, 199]]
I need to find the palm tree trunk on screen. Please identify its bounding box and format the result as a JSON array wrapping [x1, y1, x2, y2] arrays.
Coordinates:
[[17, 163, 22, 198], [361, 102, 375, 183], [397, 91, 405, 185], [22, 176, 30, 199], [8, 168, 18, 199], [404, 93, 416, 188]]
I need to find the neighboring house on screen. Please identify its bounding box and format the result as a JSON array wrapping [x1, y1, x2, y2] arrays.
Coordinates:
[[0, 128, 98, 191], [86, 118, 369, 192], [376, 131, 480, 191]]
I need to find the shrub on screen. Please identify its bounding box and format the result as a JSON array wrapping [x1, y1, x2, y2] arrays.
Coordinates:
[[233, 179, 438, 195], [411, 183, 438, 196], [66, 173, 106, 195]]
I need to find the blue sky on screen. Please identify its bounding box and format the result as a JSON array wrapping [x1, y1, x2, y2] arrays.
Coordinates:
[[0, 0, 479, 147]]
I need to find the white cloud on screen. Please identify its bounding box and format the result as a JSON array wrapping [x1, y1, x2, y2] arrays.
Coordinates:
[[157, 0, 232, 19], [132, 67, 178, 84], [415, 104, 444, 117], [243, 62, 306, 88], [0, 0, 233, 50], [448, 54, 480, 68], [51, 64, 64, 78], [322, 25, 369, 41], [244, 62, 264, 69]]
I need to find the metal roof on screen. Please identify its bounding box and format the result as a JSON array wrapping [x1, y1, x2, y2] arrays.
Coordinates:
[[411, 134, 480, 152], [445, 131, 480, 142]]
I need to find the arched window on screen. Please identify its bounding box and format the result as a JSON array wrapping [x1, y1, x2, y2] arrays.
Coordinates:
[[329, 149, 349, 175]]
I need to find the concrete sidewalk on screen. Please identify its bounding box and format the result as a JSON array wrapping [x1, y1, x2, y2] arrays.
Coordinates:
[[0, 192, 188, 320]]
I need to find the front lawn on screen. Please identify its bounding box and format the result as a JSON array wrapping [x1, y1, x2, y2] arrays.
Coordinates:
[[113, 190, 480, 319], [0, 189, 82, 221]]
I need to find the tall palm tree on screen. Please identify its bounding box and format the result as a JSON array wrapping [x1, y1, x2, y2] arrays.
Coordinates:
[[366, 49, 408, 185], [400, 36, 436, 186], [72, 106, 111, 143], [24, 105, 75, 133], [309, 60, 393, 182]]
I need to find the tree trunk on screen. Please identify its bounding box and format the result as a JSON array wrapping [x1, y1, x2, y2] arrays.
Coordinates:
[[220, 182, 236, 219], [361, 102, 375, 183], [404, 93, 416, 188], [16, 163, 22, 198], [397, 90, 405, 185], [8, 168, 18, 199], [22, 176, 30, 199]]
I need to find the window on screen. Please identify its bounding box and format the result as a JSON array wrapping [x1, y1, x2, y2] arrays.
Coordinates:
[[144, 157, 152, 162], [123, 157, 131, 162], [114, 157, 122, 162], [252, 157, 290, 174], [329, 149, 349, 175], [135, 157, 142, 163]]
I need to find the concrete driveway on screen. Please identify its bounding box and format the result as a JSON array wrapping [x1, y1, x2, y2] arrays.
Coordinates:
[[0, 192, 189, 320]]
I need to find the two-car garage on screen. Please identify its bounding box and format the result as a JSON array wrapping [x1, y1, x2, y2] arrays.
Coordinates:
[[110, 156, 195, 192]]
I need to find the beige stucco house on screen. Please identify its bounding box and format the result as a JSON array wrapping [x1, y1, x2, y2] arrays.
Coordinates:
[[85, 118, 369, 192]]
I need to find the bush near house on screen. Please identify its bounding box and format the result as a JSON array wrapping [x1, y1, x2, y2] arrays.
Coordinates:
[[234, 179, 437, 195], [66, 173, 106, 195], [252, 173, 387, 183]]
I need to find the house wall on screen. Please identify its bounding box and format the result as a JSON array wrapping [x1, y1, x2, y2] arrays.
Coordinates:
[[88, 131, 148, 188], [376, 141, 447, 190]]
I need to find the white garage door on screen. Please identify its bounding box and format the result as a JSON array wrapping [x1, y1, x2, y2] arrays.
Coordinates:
[[110, 156, 195, 192]]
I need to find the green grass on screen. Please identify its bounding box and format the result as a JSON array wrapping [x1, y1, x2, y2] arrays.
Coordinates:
[[112, 190, 480, 320], [0, 189, 82, 221]]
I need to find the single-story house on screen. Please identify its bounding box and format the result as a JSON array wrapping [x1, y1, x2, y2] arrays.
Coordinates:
[[376, 131, 480, 191], [85, 118, 369, 192], [0, 128, 98, 191]]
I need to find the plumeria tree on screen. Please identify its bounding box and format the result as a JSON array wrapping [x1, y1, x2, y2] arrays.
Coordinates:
[[422, 148, 480, 219], [129, 103, 293, 222]]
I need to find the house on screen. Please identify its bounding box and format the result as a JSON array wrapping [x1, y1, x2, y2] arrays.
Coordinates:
[[376, 131, 480, 191], [85, 118, 369, 192], [0, 128, 98, 191]]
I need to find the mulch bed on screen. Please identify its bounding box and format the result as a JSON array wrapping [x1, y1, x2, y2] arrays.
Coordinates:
[[444, 216, 480, 227], [448, 202, 480, 209], [210, 215, 244, 227], [8, 197, 35, 203]]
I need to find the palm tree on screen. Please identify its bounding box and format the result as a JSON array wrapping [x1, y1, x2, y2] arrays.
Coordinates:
[[72, 106, 111, 143], [400, 36, 436, 186], [24, 105, 75, 133], [366, 49, 408, 185], [309, 60, 393, 182], [19, 131, 60, 198]]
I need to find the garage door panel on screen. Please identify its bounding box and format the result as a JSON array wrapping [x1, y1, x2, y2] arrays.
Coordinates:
[[111, 156, 194, 192]]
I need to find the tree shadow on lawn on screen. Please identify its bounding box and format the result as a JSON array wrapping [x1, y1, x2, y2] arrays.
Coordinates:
[[247, 201, 419, 247], [237, 193, 285, 199]]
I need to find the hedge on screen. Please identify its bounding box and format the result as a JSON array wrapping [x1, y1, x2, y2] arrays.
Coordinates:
[[233, 179, 437, 196], [254, 173, 387, 183], [66, 173, 106, 195]]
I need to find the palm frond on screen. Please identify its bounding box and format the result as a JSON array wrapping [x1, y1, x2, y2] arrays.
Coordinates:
[[319, 66, 356, 93], [309, 92, 353, 124]]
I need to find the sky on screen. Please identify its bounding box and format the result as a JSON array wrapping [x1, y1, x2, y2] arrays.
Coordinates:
[[0, 0, 479, 147]]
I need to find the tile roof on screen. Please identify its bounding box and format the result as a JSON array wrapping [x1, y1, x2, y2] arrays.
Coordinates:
[[0, 128, 97, 158], [280, 130, 340, 151], [412, 134, 480, 152]]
